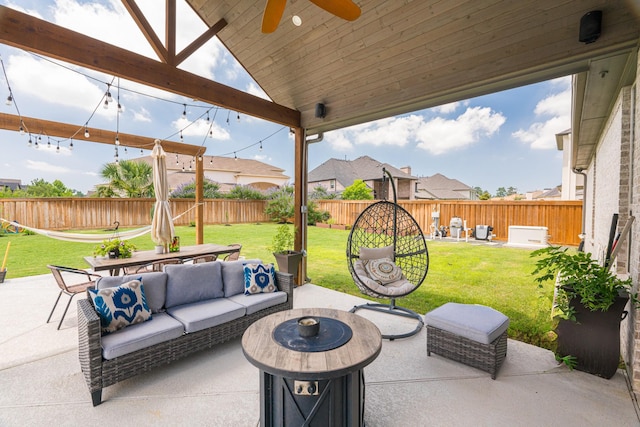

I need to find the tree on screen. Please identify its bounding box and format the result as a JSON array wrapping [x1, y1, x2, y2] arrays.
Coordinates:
[[473, 186, 491, 200], [264, 185, 295, 223], [342, 179, 373, 200], [225, 184, 266, 200], [95, 160, 153, 198], [507, 186, 518, 196], [171, 179, 222, 198], [495, 187, 507, 198], [23, 178, 77, 197], [309, 185, 337, 200]]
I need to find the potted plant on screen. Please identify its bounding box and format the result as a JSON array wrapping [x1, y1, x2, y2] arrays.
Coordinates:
[[270, 225, 303, 283], [94, 238, 137, 259], [531, 246, 638, 378]]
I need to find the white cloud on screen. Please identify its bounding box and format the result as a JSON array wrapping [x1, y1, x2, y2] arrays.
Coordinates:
[[512, 77, 571, 150], [173, 117, 230, 140], [246, 82, 271, 101], [26, 159, 71, 173], [132, 107, 152, 122], [415, 107, 505, 155], [325, 108, 505, 155], [431, 102, 460, 114]]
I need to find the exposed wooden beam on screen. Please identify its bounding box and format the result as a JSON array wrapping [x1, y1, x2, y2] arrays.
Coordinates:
[[0, 6, 300, 128], [121, 0, 168, 63], [0, 112, 204, 156], [166, 0, 176, 64], [175, 18, 227, 67]]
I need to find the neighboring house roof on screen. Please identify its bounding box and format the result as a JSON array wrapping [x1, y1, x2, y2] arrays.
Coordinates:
[[127, 155, 289, 193], [415, 173, 474, 200], [535, 187, 562, 199], [0, 178, 23, 191], [308, 155, 416, 189]]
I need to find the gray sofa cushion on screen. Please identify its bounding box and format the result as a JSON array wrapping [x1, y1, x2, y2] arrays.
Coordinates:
[[228, 291, 288, 315], [425, 302, 509, 345], [96, 272, 167, 313], [221, 258, 262, 297], [164, 261, 224, 308], [166, 298, 246, 333], [101, 312, 184, 360]]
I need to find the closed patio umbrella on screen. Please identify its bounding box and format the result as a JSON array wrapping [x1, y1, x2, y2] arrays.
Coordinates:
[[151, 139, 175, 251]]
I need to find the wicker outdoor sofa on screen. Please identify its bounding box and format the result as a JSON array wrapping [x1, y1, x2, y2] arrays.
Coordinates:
[[77, 259, 293, 406]]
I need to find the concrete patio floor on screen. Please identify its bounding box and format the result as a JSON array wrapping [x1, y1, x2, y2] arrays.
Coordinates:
[[1, 272, 639, 426]]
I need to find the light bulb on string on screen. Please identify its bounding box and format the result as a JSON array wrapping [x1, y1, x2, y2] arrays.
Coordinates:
[[18, 121, 25, 135], [69, 140, 74, 151], [237, 112, 240, 122], [209, 129, 213, 138], [176, 154, 179, 165], [47, 137, 51, 149], [182, 163, 185, 172], [106, 84, 113, 103], [234, 152, 237, 161], [206, 111, 210, 122], [103, 99, 109, 109], [34, 139, 39, 149], [114, 146, 119, 163], [56, 141, 60, 153], [182, 104, 187, 118], [5, 94, 12, 106], [180, 130, 183, 142], [259, 141, 263, 151], [124, 147, 128, 155], [115, 135, 120, 145], [209, 157, 213, 165], [84, 126, 90, 138], [140, 148, 143, 155], [117, 103, 122, 113], [27, 135, 32, 147], [226, 110, 231, 125]]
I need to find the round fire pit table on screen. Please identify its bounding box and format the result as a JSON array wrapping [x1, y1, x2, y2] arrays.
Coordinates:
[[242, 308, 382, 426]]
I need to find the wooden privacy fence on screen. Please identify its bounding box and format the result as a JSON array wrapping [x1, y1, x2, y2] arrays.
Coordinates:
[[0, 198, 271, 230], [0, 198, 583, 246], [316, 200, 583, 246]]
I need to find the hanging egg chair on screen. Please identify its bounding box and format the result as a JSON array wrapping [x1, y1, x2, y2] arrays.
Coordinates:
[[346, 168, 429, 339]]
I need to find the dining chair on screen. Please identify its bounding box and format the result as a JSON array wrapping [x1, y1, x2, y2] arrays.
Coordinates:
[[130, 258, 182, 274], [47, 265, 101, 330], [223, 244, 242, 261], [190, 254, 218, 264]]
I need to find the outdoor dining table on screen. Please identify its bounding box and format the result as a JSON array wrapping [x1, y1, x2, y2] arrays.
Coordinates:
[[84, 243, 241, 276]]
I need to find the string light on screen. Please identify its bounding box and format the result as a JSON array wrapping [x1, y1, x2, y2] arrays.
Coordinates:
[[47, 137, 51, 148], [69, 139, 74, 151], [259, 141, 263, 151], [209, 157, 213, 165], [27, 134, 32, 147], [176, 154, 179, 165], [84, 125, 90, 138], [114, 146, 119, 163], [182, 163, 185, 172], [182, 104, 187, 118], [234, 152, 237, 161], [34, 138, 39, 149], [56, 141, 60, 153], [237, 112, 240, 122], [106, 84, 113, 103], [5, 94, 12, 106], [180, 130, 183, 142], [18, 120, 25, 135]]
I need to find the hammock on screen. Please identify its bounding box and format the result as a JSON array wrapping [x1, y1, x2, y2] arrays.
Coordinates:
[[0, 203, 202, 244]]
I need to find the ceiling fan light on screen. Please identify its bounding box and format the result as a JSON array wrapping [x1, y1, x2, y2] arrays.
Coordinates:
[[292, 15, 302, 26]]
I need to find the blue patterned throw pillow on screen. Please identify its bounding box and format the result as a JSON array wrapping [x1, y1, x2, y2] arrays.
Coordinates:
[[89, 279, 152, 333], [243, 263, 277, 295]]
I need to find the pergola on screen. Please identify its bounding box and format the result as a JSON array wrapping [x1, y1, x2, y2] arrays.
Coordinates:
[[0, 1, 638, 284]]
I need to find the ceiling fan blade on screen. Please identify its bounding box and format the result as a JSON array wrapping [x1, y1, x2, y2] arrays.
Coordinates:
[[262, 0, 287, 33], [309, 0, 362, 21]]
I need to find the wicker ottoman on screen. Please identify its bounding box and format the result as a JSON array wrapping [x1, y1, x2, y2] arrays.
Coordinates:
[[426, 303, 509, 379]]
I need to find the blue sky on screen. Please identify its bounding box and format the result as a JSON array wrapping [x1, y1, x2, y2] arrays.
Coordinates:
[[0, 0, 570, 195]]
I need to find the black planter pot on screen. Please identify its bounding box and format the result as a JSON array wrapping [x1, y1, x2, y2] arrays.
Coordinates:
[[273, 251, 303, 285], [556, 294, 629, 379]]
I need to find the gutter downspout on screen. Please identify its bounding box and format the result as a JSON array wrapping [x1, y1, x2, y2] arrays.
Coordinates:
[[573, 167, 587, 251]]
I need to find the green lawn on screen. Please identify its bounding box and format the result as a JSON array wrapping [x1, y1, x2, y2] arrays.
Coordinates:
[[0, 223, 556, 349]]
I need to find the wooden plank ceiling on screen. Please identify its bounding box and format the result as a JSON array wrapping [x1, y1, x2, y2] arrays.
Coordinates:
[[189, 0, 639, 166]]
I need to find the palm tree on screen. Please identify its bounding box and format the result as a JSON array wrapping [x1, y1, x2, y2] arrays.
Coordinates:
[[96, 160, 154, 197]]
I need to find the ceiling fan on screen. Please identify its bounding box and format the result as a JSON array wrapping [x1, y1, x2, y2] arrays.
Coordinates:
[[262, 0, 361, 33]]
